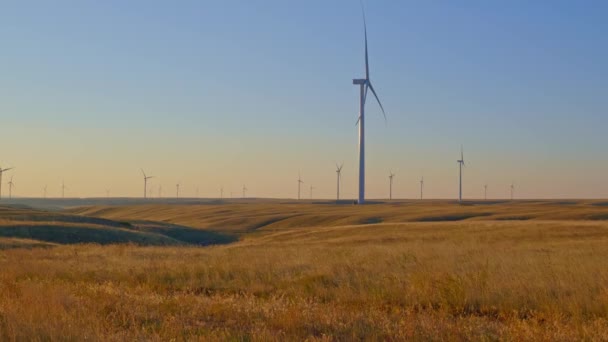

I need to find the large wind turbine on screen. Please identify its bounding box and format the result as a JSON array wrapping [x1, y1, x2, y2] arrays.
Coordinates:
[[242, 185, 248, 198], [297, 174, 304, 200], [353, 8, 387, 205], [0, 167, 14, 200], [8, 176, 15, 199], [336, 163, 343, 201], [141, 169, 154, 199], [388, 171, 395, 200], [457, 146, 465, 202]]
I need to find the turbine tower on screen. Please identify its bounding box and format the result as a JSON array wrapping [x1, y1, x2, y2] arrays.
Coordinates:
[[0, 166, 14, 200], [310, 185, 314, 200], [388, 171, 395, 200], [336, 163, 343, 201], [297, 174, 304, 200], [8, 176, 15, 199], [484, 184, 488, 201], [176, 183, 180, 199], [353, 8, 387, 205], [141, 169, 154, 199], [457, 146, 465, 202], [420, 177, 424, 200], [242, 185, 248, 198]]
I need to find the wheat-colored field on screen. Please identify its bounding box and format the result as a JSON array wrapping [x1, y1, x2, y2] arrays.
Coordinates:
[[1, 201, 608, 340]]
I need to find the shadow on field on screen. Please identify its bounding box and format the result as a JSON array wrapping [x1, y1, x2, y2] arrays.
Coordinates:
[[414, 212, 493, 222], [129, 220, 238, 245]]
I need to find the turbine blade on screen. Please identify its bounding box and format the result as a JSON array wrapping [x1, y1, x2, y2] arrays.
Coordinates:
[[141, 169, 146, 178], [364, 15, 369, 80], [367, 83, 387, 122]]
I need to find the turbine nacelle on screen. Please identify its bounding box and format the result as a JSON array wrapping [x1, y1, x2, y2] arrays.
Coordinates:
[[353, 79, 367, 85]]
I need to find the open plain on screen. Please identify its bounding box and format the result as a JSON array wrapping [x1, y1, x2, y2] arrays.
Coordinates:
[[1, 200, 608, 340]]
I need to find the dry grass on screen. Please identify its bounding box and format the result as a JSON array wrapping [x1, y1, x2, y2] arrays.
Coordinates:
[[1, 202, 608, 340]]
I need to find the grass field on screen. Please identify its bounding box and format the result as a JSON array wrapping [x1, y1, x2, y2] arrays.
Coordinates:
[[1, 200, 608, 340]]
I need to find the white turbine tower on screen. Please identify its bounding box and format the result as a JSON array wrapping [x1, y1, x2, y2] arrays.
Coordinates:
[[353, 8, 387, 205], [420, 177, 424, 200], [388, 171, 395, 200], [457, 146, 465, 202], [141, 169, 154, 199], [336, 163, 343, 201], [8, 176, 15, 199], [297, 174, 304, 200], [0, 167, 14, 200]]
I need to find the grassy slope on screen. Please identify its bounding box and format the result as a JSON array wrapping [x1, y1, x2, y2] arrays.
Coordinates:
[[71, 200, 608, 234], [0, 206, 234, 246]]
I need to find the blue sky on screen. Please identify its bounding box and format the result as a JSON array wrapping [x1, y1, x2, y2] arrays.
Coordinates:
[[1, 1, 607, 198]]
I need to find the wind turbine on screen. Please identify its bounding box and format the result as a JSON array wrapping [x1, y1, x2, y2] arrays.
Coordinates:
[[388, 171, 395, 200], [8, 176, 15, 199], [106, 189, 110, 198], [510, 183, 514, 201], [336, 163, 343, 201], [141, 169, 154, 199], [242, 185, 248, 198], [0, 167, 14, 200], [484, 184, 488, 201], [176, 183, 180, 199], [353, 7, 387, 205], [457, 146, 465, 202], [420, 177, 424, 200], [61, 180, 67, 199], [297, 174, 304, 200], [310, 185, 314, 200]]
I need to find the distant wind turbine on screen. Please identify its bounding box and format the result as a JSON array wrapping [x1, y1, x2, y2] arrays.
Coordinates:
[[61, 180, 67, 199], [336, 163, 343, 201], [242, 185, 247, 198], [420, 177, 424, 200], [510, 183, 514, 201], [176, 183, 180, 199], [297, 174, 304, 200], [141, 169, 154, 199], [353, 6, 387, 205], [484, 184, 488, 201], [106, 189, 110, 198], [8, 176, 15, 199], [310, 185, 314, 200], [457, 146, 465, 202], [220, 186, 224, 200], [388, 171, 395, 200], [0, 166, 14, 200]]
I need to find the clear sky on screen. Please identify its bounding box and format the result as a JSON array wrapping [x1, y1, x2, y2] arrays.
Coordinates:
[[1, 0, 607, 199]]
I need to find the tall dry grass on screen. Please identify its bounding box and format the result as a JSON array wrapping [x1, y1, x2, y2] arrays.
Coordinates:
[[1, 219, 608, 340]]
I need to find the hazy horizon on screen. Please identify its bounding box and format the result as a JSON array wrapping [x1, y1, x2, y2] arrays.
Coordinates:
[[2, 1, 607, 199]]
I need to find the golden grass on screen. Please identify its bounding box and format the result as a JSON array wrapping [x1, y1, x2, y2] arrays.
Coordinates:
[[1, 202, 608, 340]]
